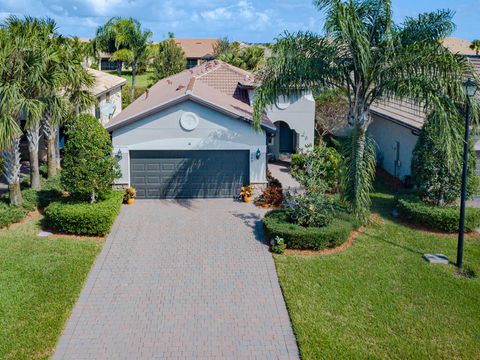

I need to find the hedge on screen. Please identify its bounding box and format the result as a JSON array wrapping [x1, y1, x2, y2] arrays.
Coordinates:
[[44, 191, 123, 236], [396, 194, 480, 232], [0, 175, 63, 228], [264, 209, 357, 250]]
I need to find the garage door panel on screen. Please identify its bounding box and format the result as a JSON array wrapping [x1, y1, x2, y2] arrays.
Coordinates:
[[130, 150, 249, 199]]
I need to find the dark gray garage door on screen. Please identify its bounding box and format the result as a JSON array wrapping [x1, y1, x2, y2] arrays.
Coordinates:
[[130, 150, 250, 199]]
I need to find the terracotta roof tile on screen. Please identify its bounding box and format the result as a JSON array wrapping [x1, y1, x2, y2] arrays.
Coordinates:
[[105, 60, 274, 131]]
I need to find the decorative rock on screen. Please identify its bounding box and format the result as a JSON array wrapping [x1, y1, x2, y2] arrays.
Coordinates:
[[37, 231, 53, 237], [391, 207, 399, 218], [423, 253, 449, 265]]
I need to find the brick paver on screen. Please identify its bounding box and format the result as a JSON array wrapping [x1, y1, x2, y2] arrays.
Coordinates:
[[53, 199, 299, 359]]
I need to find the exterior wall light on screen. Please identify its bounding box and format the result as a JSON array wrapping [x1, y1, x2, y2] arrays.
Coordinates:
[[256, 149, 261, 159]]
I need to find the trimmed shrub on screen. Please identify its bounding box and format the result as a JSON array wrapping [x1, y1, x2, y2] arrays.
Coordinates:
[[264, 209, 356, 250], [396, 193, 480, 232], [0, 203, 28, 228], [62, 114, 120, 202], [44, 191, 123, 236]]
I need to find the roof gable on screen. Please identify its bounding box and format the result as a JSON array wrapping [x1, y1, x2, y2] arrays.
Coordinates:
[[105, 60, 274, 132]]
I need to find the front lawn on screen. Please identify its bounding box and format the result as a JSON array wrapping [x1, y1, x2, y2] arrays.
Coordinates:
[[106, 70, 152, 88], [275, 179, 480, 359], [0, 217, 102, 359]]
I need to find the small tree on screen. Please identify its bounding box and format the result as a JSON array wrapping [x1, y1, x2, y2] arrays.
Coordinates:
[[291, 143, 343, 193], [412, 111, 478, 206], [61, 114, 120, 203], [470, 39, 480, 55], [150, 37, 186, 83]]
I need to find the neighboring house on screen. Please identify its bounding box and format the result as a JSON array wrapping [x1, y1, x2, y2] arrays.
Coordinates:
[[173, 38, 218, 69], [85, 69, 126, 125], [368, 39, 480, 183], [105, 60, 315, 199]]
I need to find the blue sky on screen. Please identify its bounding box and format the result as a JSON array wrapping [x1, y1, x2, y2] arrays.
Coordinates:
[[0, 0, 478, 43]]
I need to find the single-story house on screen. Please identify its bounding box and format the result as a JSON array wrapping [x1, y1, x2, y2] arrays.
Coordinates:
[[172, 38, 219, 69], [85, 69, 126, 125], [368, 51, 480, 183], [105, 60, 315, 199]]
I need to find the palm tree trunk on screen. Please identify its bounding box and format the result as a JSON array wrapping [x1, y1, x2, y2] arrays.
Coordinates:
[[26, 123, 41, 190], [1, 137, 23, 207], [116, 60, 122, 76], [43, 117, 58, 178], [131, 63, 136, 102]]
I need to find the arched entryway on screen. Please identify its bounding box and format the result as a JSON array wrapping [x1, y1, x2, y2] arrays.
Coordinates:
[[276, 121, 296, 153]]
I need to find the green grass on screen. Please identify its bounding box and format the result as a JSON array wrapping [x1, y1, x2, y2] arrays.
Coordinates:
[[0, 217, 102, 359], [106, 70, 152, 88], [274, 179, 480, 359]]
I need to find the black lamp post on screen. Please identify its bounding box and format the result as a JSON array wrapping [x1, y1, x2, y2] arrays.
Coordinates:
[[457, 78, 478, 270]]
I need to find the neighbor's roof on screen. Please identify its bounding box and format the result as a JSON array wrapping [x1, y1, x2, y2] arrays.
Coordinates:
[[370, 98, 425, 130], [442, 37, 478, 56], [87, 69, 126, 97], [105, 60, 274, 132], [371, 55, 480, 131], [172, 38, 218, 59]]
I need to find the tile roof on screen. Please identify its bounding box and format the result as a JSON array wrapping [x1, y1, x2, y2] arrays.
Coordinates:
[[371, 55, 480, 131], [105, 60, 274, 132], [87, 69, 127, 97], [442, 37, 478, 56], [173, 38, 219, 59]]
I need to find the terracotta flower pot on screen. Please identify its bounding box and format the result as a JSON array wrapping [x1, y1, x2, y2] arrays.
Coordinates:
[[127, 198, 135, 205], [243, 196, 252, 203]]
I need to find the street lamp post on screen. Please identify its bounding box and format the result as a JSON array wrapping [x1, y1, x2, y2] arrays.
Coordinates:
[[457, 78, 478, 270]]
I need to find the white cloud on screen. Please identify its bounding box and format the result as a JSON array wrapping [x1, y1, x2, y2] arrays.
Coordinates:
[[200, 7, 232, 21]]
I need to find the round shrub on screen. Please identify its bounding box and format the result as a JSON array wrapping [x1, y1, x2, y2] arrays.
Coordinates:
[[396, 193, 480, 232], [62, 114, 120, 203], [291, 143, 343, 193], [264, 209, 357, 250]]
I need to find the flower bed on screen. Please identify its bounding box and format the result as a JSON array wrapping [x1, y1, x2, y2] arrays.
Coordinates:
[[264, 209, 358, 250], [396, 193, 480, 232], [44, 191, 123, 236]]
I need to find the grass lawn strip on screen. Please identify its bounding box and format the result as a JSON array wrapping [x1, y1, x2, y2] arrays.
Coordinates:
[[0, 216, 102, 360]]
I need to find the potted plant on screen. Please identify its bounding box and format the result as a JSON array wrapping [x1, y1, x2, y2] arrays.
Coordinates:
[[240, 185, 253, 203], [124, 187, 136, 205]]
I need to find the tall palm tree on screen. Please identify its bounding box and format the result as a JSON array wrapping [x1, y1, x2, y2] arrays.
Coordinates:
[[107, 18, 152, 101], [253, 0, 474, 223], [3, 16, 62, 189], [42, 37, 95, 178], [0, 22, 43, 205]]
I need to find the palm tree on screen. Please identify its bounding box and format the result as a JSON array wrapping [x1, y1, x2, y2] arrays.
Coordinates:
[[107, 18, 152, 101], [253, 0, 473, 223], [42, 37, 95, 178], [470, 39, 480, 55], [0, 21, 43, 205]]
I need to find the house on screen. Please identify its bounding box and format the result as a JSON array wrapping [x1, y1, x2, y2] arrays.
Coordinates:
[[85, 69, 126, 125], [105, 60, 315, 199], [172, 38, 219, 69], [368, 40, 480, 183]]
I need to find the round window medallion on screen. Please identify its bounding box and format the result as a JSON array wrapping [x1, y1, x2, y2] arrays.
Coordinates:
[[180, 112, 199, 131], [275, 95, 291, 110]]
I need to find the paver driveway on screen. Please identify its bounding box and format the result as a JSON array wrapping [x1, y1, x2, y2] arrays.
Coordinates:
[[53, 199, 299, 359]]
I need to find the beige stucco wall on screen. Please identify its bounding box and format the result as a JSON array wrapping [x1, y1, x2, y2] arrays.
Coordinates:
[[88, 86, 123, 125], [111, 100, 268, 185]]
